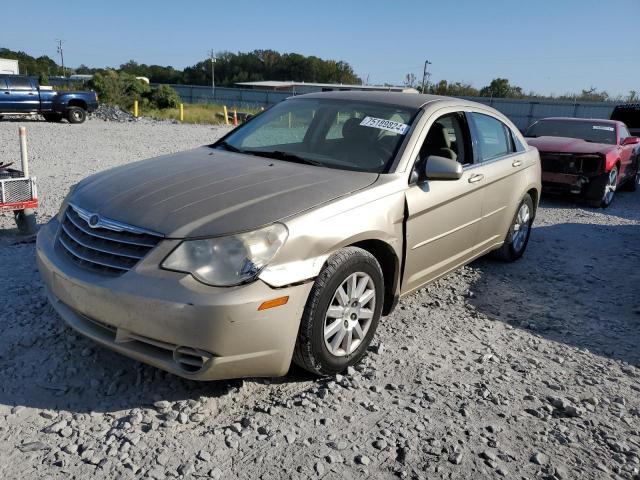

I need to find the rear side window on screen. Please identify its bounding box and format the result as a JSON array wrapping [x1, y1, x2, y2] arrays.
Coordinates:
[[0, 77, 7, 89], [470, 113, 514, 161], [7, 77, 33, 90]]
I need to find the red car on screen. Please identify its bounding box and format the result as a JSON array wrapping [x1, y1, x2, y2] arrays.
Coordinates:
[[525, 117, 639, 207]]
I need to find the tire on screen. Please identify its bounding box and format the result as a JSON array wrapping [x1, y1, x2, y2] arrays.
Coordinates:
[[66, 107, 87, 124], [293, 247, 384, 376], [43, 113, 63, 122], [590, 166, 618, 208], [492, 193, 534, 262], [14, 209, 37, 235]]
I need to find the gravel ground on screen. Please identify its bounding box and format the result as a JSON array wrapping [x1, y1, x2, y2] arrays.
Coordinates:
[[0, 119, 639, 480]]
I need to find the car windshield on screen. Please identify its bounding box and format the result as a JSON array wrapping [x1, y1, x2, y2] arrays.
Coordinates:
[[214, 98, 418, 173], [525, 119, 616, 145]]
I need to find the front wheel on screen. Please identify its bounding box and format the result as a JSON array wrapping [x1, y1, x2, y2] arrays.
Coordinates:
[[492, 193, 534, 262], [591, 166, 618, 208], [293, 247, 384, 376], [66, 107, 87, 124]]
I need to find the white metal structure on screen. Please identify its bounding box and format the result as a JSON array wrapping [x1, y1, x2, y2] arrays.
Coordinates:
[[0, 58, 19, 75]]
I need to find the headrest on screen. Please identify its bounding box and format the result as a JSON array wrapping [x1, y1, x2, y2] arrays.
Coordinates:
[[425, 122, 451, 149], [342, 117, 378, 142]]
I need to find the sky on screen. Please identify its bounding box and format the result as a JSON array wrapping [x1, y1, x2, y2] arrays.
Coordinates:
[[2, 0, 639, 97]]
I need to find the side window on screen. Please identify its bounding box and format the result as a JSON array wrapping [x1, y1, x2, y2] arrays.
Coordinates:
[[418, 112, 470, 166], [470, 113, 514, 161], [619, 125, 630, 142], [7, 77, 34, 90], [0, 77, 7, 89]]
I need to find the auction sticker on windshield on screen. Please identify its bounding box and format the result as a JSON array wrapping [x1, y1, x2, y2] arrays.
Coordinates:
[[593, 125, 615, 131], [360, 116, 410, 135]]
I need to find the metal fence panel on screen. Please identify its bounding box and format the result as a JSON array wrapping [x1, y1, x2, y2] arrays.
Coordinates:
[[152, 85, 621, 131]]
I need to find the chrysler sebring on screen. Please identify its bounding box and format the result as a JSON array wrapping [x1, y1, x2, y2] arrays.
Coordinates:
[[37, 91, 541, 380]]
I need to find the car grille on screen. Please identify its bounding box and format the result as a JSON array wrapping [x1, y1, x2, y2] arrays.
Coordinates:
[[58, 205, 163, 275], [540, 153, 603, 175]]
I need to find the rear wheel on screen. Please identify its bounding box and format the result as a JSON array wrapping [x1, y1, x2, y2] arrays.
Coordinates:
[[66, 107, 87, 124], [293, 247, 384, 376], [621, 161, 638, 192], [492, 193, 533, 262]]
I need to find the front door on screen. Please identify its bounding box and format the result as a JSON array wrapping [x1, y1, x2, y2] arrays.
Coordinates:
[[402, 112, 484, 294], [6, 76, 38, 113]]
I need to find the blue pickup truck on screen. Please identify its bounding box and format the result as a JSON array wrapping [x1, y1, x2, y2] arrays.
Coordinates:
[[0, 75, 98, 124]]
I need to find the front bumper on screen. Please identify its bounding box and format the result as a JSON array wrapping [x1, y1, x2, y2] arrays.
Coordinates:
[[36, 218, 313, 381], [541, 171, 607, 200]]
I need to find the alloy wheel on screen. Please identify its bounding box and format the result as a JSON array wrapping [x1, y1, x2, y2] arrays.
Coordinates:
[[511, 202, 530, 253], [323, 272, 375, 357], [604, 167, 618, 205]]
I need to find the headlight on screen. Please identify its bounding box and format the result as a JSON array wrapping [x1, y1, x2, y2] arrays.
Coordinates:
[[162, 223, 288, 286]]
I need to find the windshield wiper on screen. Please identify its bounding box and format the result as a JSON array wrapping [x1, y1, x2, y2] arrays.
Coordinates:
[[253, 150, 323, 167], [215, 141, 245, 153]]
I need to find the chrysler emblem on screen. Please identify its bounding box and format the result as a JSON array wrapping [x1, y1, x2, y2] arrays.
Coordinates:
[[88, 214, 101, 228]]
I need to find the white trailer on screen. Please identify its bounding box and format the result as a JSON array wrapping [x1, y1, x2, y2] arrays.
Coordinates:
[[0, 58, 19, 75]]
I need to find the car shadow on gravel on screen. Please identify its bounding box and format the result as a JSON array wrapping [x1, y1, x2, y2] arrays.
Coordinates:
[[540, 191, 640, 222], [469, 221, 640, 367]]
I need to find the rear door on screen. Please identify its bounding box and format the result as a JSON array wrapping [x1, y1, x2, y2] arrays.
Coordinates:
[[468, 111, 528, 253], [5, 76, 39, 113], [402, 110, 484, 294]]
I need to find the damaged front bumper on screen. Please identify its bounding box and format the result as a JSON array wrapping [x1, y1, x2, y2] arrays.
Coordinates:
[[540, 153, 606, 199]]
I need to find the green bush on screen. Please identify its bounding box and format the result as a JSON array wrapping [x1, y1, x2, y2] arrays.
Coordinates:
[[151, 84, 181, 109], [89, 70, 150, 109], [38, 73, 49, 86]]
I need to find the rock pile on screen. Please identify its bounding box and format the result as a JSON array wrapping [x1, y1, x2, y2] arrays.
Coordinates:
[[89, 104, 137, 122]]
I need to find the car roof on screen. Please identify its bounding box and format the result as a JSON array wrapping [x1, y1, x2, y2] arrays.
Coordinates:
[[538, 117, 620, 125], [291, 90, 473, 110]]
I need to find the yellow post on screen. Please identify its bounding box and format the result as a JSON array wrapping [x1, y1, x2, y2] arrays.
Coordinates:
[[223, 105, 229, 125], [133, 100, 139, 118], [179, 103, 184, 122]]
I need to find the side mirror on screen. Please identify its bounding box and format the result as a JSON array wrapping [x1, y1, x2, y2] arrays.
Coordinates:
[[621, 136, 640, 146], [424, 155, 463, 180]]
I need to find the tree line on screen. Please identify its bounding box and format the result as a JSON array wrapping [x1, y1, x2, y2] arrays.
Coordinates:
[[2, 47, 360, 87], [405, 74, 638, 103], [2, 47, 637, 102]]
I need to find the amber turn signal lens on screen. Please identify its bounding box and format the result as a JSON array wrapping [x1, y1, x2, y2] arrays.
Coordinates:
[[258, 296, 289, 311]]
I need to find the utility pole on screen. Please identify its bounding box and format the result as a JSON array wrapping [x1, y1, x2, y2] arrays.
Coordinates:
[[421, 59, 432, 94], [208, 49, 216, 97], [56, 39, 65, 77]]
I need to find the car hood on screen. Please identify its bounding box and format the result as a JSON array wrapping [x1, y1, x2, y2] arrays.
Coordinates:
[[71, 147, 378, 238], [525, 136, 615, 155]]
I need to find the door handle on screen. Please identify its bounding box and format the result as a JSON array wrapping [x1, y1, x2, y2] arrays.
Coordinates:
[[512, 160, 523, 167], [468, 173, 484, 183], [28, 93, 36, 96], [3, 92, 9, 95]]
